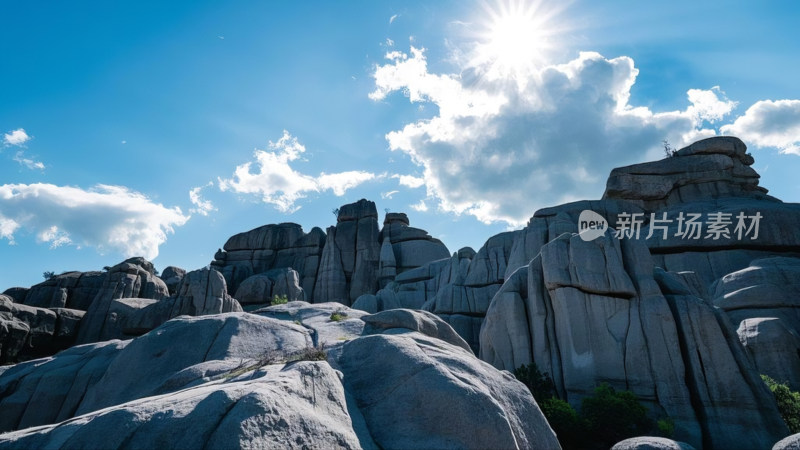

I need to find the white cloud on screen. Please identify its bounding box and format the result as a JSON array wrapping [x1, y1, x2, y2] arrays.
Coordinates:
[[721, 99, 800, 155], [0, 217, 20, 244], [371, 47, 733, 226], [189, 182, 216, 216], [410, 199, 429, 212], [38, 226, 72, 249], [392, 174, 425, 188], [317, 171, 377, 196], [389, 14, 399, 24], [218, 130, 378, 212], [13, 151, 45, 170], [3, 128, 30, 146], [381, 190, 400, 199], [0, 183, 189, 259], [687, 86, 737, 123]]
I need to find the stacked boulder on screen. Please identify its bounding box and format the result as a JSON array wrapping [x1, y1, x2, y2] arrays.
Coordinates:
[[212, 199, 449, 307], [478, 137, 800, 449], [211, 222, 326, 300], [0, 304, 560, 450]]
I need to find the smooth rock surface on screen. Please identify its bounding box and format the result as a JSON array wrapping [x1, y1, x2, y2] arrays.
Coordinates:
[[612, 436, 697, 450]]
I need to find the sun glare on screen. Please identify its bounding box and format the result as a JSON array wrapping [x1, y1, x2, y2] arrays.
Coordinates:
[[474, 0, 563, 80]]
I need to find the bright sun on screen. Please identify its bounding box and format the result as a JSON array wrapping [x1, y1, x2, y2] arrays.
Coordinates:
[[474, 0, 561, 79]]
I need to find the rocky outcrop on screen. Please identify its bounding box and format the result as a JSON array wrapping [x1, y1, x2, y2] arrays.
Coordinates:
[[612, 437, 697, 450], [774, 433, 800, 450], [338, 330, 560, 450], [209, 200, 449, 308], [159, 265, 186, 295], [75, 258, 169, 345], [0, 296, 82, 362], [314, 200, 381, 305], [414, 232, 515, 352], [0, 362, 373, 450], [167, 268, 242, 318], [480, 231, 788, 449], [1, 288, 27, 304], [379, 211, 450, 274], [211, 222, 326, 299], [254, 301, 367, 349], [22, 271, 106, 310], [361, 308, 471, 352], [604, 136, 769, 211], [711, 257, 800, 390], [234, 268, 305, 306], [0, 304, 559, 449]]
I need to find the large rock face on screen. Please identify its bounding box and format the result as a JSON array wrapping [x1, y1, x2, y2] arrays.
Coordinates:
[[22, 271, 106, 310], [315, 200, 381, 305], [480, 231, 788, 450], [0, 296, 82, 363], [603, 136, 769, 211], [234, 268, 305, 306], [211, 200, 449, 308], [211, 222, 327, 300], [0, 304, 559, 450], [712, 257, 800, 390], [75, 258, 169, 345]]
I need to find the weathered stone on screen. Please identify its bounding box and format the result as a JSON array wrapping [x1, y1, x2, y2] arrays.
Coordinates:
[[738, 317, 800, 390], [23, 271, 106, 311], [0, 296, 57, 352], [254, 301, 367, 349], [338, 332, 561, 450], [211, 222, 326, 298], [159, 265, 186, 296], [361, 308, 471, 352], [0, 362, 375, 450], [75, 258, 169, 345], [314, 225, 349, 304], [167, 268, 242, 319], [1, 288, 27, 304], [0, 340, 128, 432], [0, 313, 29, 364], [76, 313, 310, 416], [377, 237, 396, 288], [481, 230, 788, 449], [774, 433, 800, 450], [383, 212, 409, 226], [612, 436, 697, 450], [603, 136, 771, 210], [234, 268, 305, 305]]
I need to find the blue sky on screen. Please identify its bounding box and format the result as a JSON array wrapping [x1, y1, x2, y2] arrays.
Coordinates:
[[2, 0, 800, 290]]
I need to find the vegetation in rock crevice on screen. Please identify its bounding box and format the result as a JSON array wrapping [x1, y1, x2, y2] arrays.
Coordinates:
[[762, 374, 800, 433], [514, 362, 671, 450]]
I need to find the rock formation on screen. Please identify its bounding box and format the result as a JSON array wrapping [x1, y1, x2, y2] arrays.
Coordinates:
[[21, 271, 106, 310], [234, 268, 305, 307], [212, 199, 448, 307], [211, 222, 327, 299], [0, 304, 559, 449], [75, 258, 169, 345]]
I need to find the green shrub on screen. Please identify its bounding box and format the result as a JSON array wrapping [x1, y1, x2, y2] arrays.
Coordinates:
[[581, 383, 653, 448], [656, 418, 675, 438], [762, 375, 800, 433], [512, 363, 665, 450], [271, 294, 289, 305], [288, 344, 327, 362], [539, 398, 588, 449], [513, 362, 555, 400], [329, 311, 346, 322]]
